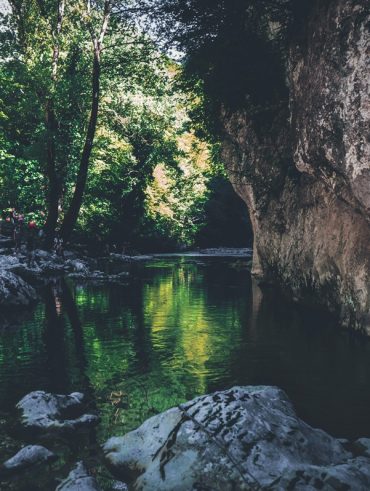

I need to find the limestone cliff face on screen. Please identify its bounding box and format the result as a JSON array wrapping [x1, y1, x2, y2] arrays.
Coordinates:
[[222, 0, 370, 331]]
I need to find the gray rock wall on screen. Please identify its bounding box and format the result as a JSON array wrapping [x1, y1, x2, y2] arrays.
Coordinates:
[[223, 0, 370, 331]]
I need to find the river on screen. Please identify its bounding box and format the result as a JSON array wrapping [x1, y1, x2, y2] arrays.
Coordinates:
[[1, 256, 370, 489]]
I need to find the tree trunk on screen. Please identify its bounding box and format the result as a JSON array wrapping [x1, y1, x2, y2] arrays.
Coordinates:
[[60, 50, 101, 244], [43, 0, 65, 249], [43, 100, 60, 249]]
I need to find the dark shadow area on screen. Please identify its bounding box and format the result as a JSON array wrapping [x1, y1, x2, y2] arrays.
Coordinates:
[[195, 177, 252, 248]]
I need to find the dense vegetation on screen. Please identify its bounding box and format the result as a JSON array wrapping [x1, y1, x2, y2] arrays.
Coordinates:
[[0, 1, 252, 252], [140, 0, 313, 138]]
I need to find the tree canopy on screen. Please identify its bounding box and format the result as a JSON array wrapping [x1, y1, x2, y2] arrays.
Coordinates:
[[0, 0, 251, 251]]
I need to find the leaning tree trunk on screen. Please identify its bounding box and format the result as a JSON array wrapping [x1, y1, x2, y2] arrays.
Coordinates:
[[60, 50, 101, 244], [60, 0, 111, 244], [43, 0, 65, 249]]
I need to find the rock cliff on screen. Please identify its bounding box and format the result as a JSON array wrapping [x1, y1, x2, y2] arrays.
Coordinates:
[[222, 0, 370, 331]]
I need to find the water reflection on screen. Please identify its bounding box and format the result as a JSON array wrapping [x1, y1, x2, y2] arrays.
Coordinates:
[[0, 258, 370, 444]]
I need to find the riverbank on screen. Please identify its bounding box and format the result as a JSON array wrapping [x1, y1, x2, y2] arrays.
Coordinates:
[[2, 386, 370, 490], [0, 239, 252, 310]]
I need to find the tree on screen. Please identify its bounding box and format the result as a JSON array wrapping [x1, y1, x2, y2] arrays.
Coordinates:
[[140, 0, 312, 126], [1, 0, 251, 251], [1, 0, 161, 246], [59, 0, 112, 244]]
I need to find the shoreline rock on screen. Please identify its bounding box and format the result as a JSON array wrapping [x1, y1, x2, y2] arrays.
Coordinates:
[[16, 391, 100, 434], [0, 270, 37, 308], [56, 462, 101, 491], [104, 386, 370, 490], [0, 248, 133, 310], [0, 445, 56, 478]]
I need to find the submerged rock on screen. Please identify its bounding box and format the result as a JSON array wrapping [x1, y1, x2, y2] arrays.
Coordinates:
[[0, 270, 37, 308], [56, 461, 101, 491], [104, 386, 370, 490], [16, 391, 99, 434], [0, 445, 56, 477]]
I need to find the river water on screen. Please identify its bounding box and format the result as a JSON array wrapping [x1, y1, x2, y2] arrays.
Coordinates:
[[1, 256, 370, 488]]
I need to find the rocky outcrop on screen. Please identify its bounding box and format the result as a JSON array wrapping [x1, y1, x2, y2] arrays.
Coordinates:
[[103, 386, 370, 490], [0, 445, 56, 477], [0, 250, 131, 292], [222, 0, 370, 331], [56, 462, 101, 491], [16, 391, 99, 434], [0, 270, 37, 308]]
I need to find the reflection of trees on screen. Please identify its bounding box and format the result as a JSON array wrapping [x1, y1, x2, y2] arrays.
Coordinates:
[[43, 283, 69, 392], [143, 260, 247, 396], [42, 279, 97, 403], [126, 280, 152, 374], [61, 279, 95, 401]]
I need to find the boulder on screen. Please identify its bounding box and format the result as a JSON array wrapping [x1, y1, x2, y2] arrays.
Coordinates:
[[56, 461, 101, 491], [0, 445, 56, 478], [16, 391, 99, 434], [0, 270, 37, 308], [64, 259, 90, 275], [104, 386, 370, 490], [0, 254, 22, 270]]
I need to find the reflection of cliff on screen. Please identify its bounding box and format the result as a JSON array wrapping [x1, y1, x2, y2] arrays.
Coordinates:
[[242, 277, 370, 438], [223, 0, 370, 331]]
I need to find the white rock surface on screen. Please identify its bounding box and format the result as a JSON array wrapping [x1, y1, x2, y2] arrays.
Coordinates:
[[17, 391, 99, 433], [104, 386, 370, 490], [0, 445, 56, 477], [0, 270, 37, 307], [56, 461, 101, 491]]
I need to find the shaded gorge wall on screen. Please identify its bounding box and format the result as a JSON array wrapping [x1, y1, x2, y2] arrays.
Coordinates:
[[222, 0, 370, 331]]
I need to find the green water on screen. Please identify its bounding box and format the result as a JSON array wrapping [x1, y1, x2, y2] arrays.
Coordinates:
[[1, 257, 370, 489]]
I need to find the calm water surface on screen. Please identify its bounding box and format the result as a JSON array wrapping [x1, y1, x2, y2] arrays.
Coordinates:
[[1, 257, 370, 488]]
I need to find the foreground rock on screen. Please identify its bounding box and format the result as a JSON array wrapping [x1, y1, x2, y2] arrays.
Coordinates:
[[56, 462, 101, 491], [0, 445, 56, 478], [17, 391, 99, 434], [104, 386, 370, 490], [0, 270, 37, 308]]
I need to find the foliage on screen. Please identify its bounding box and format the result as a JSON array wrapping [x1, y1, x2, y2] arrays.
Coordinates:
[[138, 0, 314, 146], [143, 133, 210, 247], [0, 1, 251, 250], [144, 0, 292, 110]]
